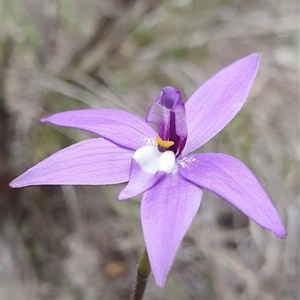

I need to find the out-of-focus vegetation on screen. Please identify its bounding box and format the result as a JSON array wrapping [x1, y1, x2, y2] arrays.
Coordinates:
[[2, 0, 299, 299]]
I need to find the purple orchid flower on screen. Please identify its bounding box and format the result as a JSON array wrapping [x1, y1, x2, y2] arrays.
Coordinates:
[[10, 54, 286, 287]]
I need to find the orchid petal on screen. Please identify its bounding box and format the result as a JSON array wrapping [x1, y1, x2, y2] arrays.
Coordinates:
[[10, 138, 133, 187], [146, 86, 187, 156], [179, 153, 286, 238], [184, 54, 260, 153], [118, 160, 166, 201], [141, 174, 202, 287], [42, 109, 156, 150]]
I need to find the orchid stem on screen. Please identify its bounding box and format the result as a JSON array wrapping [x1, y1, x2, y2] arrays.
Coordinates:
[[130, 247, 151, 300]]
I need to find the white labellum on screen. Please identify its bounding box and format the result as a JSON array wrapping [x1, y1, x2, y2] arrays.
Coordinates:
[[133, 145, 175, 174]]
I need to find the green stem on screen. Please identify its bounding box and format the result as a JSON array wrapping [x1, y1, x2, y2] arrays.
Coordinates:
[[130, 247, 151, 300]]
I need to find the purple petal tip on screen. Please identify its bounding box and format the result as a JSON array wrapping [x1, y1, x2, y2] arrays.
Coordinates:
[[251, 52, 260, 58], [40, 117, 48, 123], [276, 230, 287, 239], [250, 52, 260, 63], [9, 181, 15, 188], [117, 193, 127, 201], [9, 179, 22, 188], [270, 219, 286, 239], [245, 53, 260, 71], [156, 279, 166, 288]]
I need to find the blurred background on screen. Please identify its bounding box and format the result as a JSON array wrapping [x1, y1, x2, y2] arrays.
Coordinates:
[[1, 0, 299, 299]]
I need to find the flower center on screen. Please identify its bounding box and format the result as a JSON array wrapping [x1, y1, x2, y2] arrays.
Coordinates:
[[155, 135, 174, 149], [155, 135, 177, 154]]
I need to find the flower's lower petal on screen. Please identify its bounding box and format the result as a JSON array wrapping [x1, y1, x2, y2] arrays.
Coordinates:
[[10, 138, 133, 188], [118, 160, 166, 201], [141, 174, 202, 287], [42, 109, 156, 150], [184, 54, 260, 154], [179, 153, 286, 238]]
